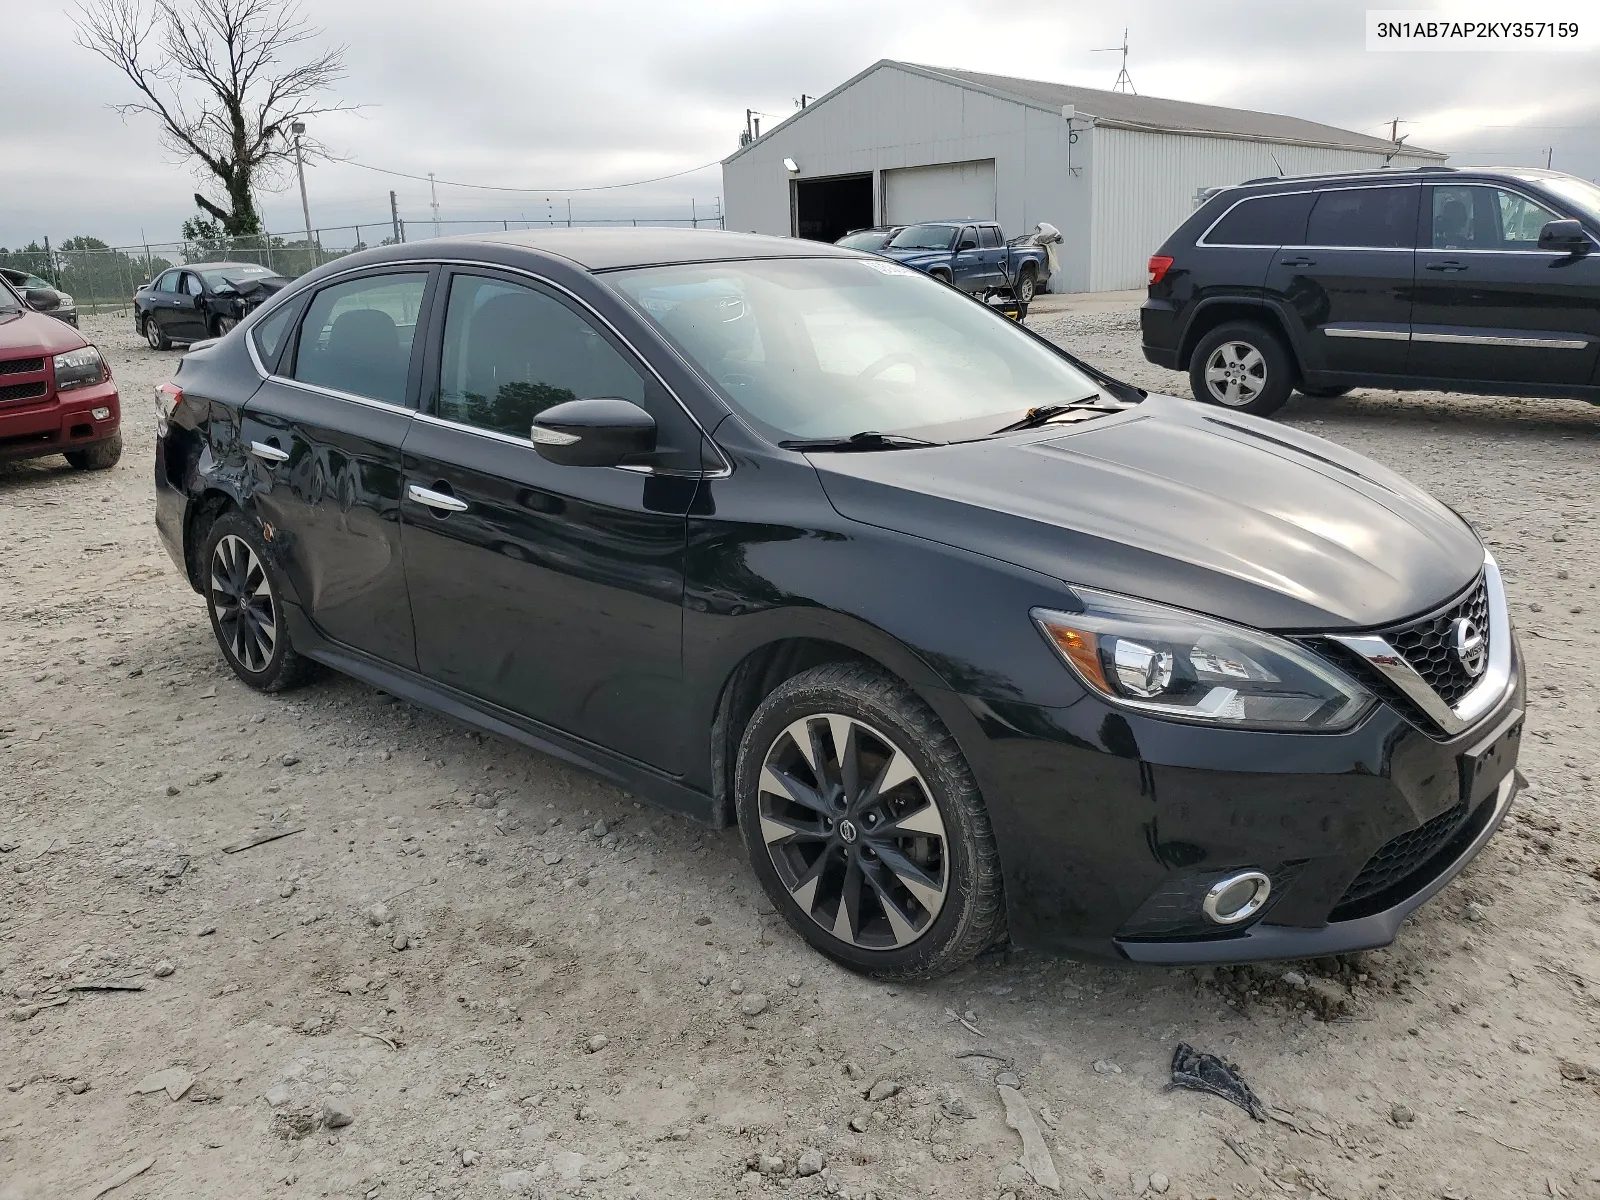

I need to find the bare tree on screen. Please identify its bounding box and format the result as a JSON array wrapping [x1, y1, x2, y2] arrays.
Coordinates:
[[76, 0, 351, 236]]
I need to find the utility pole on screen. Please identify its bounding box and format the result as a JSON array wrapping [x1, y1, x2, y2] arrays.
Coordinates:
[[746, 109, 753, 141], [291, 122, 314, 251], [1093, 29, 1137, 94], [1547, 147, 1554, 169], [429, 173, 441, 238], [797, 94, 812, 108], [389, 190, 401, 244]]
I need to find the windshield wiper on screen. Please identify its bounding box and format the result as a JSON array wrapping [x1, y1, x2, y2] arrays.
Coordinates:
[[988, 395, 1116, 435], [778, 431, 937, 452]]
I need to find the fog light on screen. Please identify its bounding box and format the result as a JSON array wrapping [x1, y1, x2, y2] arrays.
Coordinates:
[[91, 407, 111, 421], [1202, 871, 1272, 925]]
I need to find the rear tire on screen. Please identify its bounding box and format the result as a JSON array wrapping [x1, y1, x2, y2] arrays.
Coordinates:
[[1015, 266, 1037, 304], [1297, 384, 1351, 398], [735, 662, 1006, 980], [1189, 321, 1294, 417], [144, 316, 171, 351], [65, 432, 122, 471], [200, 512, 317, 693]]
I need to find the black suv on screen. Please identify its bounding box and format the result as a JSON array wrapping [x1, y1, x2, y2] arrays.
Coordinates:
[[1140, 166, 1600, 415]]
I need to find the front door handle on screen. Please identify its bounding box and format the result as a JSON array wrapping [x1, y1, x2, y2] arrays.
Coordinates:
[[408, 483, 468, 514], [1425, 261, 1468, 272], [249, 440, 290, 464], [1280, 256, 1316, 267]]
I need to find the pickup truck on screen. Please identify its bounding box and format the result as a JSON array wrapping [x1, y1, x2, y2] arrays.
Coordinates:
[[878, 221, 1051, 302]]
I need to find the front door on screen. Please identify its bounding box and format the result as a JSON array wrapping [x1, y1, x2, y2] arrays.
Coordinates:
[[173, 271, 210, 340], [149, 271, 188, 338], [399, 269, 705, 772], [240, 267, 432, 668], [1410, 183, 1600, 386], [1262, 184, 1420, 375]]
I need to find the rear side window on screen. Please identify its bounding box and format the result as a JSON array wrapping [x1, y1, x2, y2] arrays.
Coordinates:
[[1305, 187, 1418, 249], [291, 272, 428, 405], [1203, 193, 1315, 246], [251, 302, 297, 370], [977, 226, 1001, 248]]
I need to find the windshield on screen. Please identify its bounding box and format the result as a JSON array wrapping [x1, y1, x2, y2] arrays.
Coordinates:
[[1529, 175, 1600, 227], [836, 231, 890, 250], [0, 279, 21, 313], [887, 224, 957, 251], [607, 257, 1107, 442], [201, 265, 275, 288]]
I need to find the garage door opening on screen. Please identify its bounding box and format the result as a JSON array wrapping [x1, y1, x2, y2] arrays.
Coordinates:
[[793, 173, 873, 243]]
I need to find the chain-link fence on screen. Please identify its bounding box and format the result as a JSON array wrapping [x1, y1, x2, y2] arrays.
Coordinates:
[[3, 203, 724, 318]]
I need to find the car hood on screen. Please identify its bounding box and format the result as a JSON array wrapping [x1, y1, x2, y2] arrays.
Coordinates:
[[0, 308, 87, 356], [879, 248, 949, 265], [811, 394, 1483, 631]]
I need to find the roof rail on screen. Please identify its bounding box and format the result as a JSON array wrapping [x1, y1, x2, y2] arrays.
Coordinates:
[[1240, 165, 1458, 186]]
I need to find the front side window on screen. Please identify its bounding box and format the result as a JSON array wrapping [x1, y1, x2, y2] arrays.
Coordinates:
[[156, 271, 181, 293], [1205, 192, 1315, 246], [291, 272, 427, 405], [1430, 186, 1560, 250], [608, 257, 1106, 444], [436, 274, 645, 439], [887, 224, 957, 251], [1306, 186, 1418, 249]]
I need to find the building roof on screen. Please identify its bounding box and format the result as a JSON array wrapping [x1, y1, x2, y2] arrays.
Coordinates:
[[723, 60, 1444, 164]]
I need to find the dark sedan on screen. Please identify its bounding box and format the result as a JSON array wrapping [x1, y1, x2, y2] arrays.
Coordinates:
[[153, 229, 1523, 978], [834, 226, 905, 252], [135, 261, 287, 349]]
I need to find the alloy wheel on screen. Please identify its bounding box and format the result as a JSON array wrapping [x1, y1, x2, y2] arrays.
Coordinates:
[[146, 320, 162, 349], [758, 713, 949, 950], [209, 534, 277, 673], [1203, 341, 1267, 407]]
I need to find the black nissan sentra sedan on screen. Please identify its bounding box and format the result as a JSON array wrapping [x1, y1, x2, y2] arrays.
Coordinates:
[[152, 229, 1523, 979]]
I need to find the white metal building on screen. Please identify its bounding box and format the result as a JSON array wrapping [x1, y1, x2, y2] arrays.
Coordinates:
[[721, 61, 1446, 292]]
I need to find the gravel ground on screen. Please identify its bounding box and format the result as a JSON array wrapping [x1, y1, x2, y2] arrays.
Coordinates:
[[2, 308, 1598, 1200]]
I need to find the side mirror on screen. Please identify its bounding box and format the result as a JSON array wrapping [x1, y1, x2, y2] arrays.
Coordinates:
[[1538, 218, 1591, 254], [957, 239, 977, 251], [531, 397, 656, 468], [24, 287, 60, 310]]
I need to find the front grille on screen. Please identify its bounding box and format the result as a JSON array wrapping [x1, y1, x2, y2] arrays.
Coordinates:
[[0, 356, 44, 376], [0, 381, 48, 404], [1386, 574, 1489, 706]]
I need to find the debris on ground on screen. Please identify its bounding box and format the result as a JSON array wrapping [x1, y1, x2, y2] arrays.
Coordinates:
[[85, 1156, 155, 1199], [1167, 1043, 1266, 1121], [221, 826, 305, 854], [996, 1083, 1061, 1192], [130, 1067, 194, 1101]]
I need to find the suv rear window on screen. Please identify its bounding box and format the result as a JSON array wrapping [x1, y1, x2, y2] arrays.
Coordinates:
[[1203, 193, 1315, 246], [1305, 186, 1418, 249]]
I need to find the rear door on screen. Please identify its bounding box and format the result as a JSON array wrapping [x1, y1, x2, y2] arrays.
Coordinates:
[[398, 268, 706, 772], [1261, 184, 1419, 375], [239, 267, 432, 668], [1410, 183, 1600, 386]]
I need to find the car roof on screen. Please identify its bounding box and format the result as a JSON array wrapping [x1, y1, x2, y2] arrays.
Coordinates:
[[1231, 165, 1585, 192], [464, 227, 863, 271], [185, 261, 281, 272]]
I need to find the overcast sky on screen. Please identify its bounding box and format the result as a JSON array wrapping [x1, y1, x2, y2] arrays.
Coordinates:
[[4, 0, 1596, 250]]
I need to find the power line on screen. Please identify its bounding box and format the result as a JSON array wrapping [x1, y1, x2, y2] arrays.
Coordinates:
[[337, 157, 722, 194]]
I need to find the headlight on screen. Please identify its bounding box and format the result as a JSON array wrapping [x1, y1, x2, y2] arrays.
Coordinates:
[[56, 292, 74, 306], [1033, 589, 1373, 731], [52, 346, 106, 391]]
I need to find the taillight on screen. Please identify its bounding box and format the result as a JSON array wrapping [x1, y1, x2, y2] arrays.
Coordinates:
[[1148, 255, 1175, 285], [155, 381, 182, 434]]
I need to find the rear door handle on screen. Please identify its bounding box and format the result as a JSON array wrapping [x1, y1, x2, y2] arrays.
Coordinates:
[[1425, 261, 1467, 272], [249, 440, 290, 463], [408, 483, 468, 514], [1279, 256, 1316, 267]]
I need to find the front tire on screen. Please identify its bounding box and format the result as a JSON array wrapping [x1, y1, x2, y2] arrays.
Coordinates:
[[1189, 321, 1294, 417], [65, 432, 122, 471], [735, 662, 1006, 980], [144, 315, 171, 351], [211, 315, 238, 337], [201, 512, 316, 692]]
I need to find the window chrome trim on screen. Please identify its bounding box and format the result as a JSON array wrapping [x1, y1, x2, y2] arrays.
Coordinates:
[[1323, 327, 1411, 342], [271, 376, 416, 416], [1410, 331, 1589, 350], [1328, 552, 1512, 737]]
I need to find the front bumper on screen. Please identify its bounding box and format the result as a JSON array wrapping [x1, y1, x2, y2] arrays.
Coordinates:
[[0, 378, 119, 462], [957, 640, 1524, 965]]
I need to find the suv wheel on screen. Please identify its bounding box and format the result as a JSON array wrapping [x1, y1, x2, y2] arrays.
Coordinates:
[[145, 316, 171, 351], [201, 512, 317, 692], [65, 432, 122, 471], [735, 662, 1006, 979], [1190, 322, 1294, 417]]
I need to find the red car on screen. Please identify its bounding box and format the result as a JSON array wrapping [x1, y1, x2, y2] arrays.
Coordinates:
[[0, 276, 120, 469]]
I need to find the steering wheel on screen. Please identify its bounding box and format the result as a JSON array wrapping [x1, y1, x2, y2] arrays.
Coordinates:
[[857, 351, 920, 381]]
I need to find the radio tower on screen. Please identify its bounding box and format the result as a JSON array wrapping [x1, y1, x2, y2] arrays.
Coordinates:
[[1093, 29, 1137, 94]]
